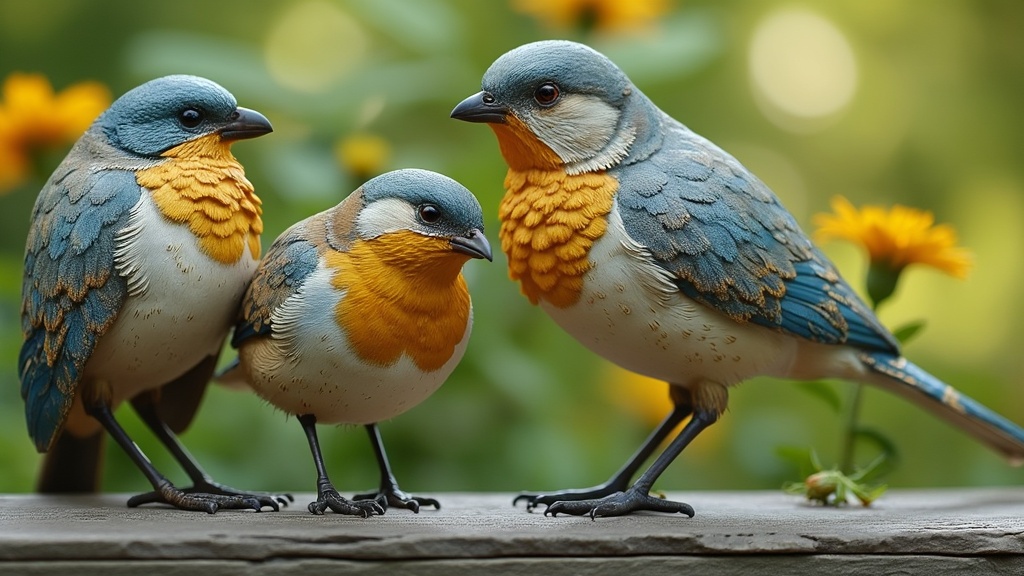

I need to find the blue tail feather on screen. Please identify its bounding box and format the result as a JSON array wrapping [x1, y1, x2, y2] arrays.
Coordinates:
[[861, 351, 1024, 462]]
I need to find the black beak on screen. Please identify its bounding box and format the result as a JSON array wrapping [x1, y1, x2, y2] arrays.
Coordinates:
[[450, 91, 508, 124], [220, 107, 273, 141], [450, 228, 493, 261]]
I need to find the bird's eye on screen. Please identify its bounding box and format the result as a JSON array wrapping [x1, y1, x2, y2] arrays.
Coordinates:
[[178, 109, 203, 128], [418, 204, 442, 224], [534, 83, 560, 107]]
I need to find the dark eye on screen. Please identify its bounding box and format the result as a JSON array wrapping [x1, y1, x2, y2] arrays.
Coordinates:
[[418, 204, 441, 223], [178, 108, 203, 128], [534, 83, 560, 106]]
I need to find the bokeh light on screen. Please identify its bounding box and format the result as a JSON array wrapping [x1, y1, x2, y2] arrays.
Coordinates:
[[264, 0, 368, 93], [748, 8, 857, 131]]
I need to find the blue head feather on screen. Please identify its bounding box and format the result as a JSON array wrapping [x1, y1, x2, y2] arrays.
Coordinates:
[[482, 40, 631, 108], [98, 75, 238, 157], [361, 168, 485, 237]]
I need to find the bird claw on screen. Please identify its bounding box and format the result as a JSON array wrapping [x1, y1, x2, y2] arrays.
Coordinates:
[[514, 482, 628, 512], [127, 480, 290, 512], [195, 479, 293, 509], [309, 489, 385, 517], [544, 489, 695, 519], [353, 487, 440, 514], [513, 492, 556, 513], [126, 482, 268, 513]]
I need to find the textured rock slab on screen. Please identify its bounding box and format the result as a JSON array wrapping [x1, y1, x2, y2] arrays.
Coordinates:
[[1, 489, 1022, 574]]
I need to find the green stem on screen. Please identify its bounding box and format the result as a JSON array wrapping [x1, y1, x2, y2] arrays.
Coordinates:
[[840, 292, 886, 475], [866, 263, 900, 311], [839, 383, 863, 474]]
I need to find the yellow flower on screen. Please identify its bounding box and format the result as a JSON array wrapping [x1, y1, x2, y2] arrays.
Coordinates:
[[0, 138, 27, 192], [604, 366, 673, 426], [512, 0, 672, 34], [813, 196, 972, 279], [602, 365, 722, 457], [0, 72, 110, 192], [335, 132, 391, 182]]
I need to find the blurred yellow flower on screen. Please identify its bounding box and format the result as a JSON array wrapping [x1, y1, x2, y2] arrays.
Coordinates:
[[512, 0, 672, 33], [813, 196, 972, 279], [335, 132, 391, 182], [604, 367, 673, 426], [602, 365, 722, 457], [0, 72, 110, 192]]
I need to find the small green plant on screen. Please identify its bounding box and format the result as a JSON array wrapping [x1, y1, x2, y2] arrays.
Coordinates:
[[781, 196, 971, 506], [783, 450, 889, 506]]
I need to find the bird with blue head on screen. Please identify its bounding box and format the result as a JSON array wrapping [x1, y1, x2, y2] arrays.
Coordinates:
[[20, 74, 288, 513], [225, 168, 492, 516], [452, 40, 1024, 518]]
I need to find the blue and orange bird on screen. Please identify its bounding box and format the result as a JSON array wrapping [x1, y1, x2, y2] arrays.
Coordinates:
[[227, 168, 492, 516], [452, 40, 1024, 518], [19, 75, 289, 513]]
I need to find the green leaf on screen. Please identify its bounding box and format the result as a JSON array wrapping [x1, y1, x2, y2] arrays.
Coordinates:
[[858, 484, 889, 506], [849, 452, 882, 480], [348, 0, 465, 54], [853, 426, 899, 458], [775, 445, 819, 476], [833, 481, 849, 506], [599, 9, 722, 85], [794, 380, 843, 413], [809, 449, 825, 472], [782, 481, 807, 495], [850, 426, 900, 482], [892, 320, 927, 344]]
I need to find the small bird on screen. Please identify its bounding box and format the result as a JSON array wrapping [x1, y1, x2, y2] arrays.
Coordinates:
[[20, 74, 287, 513], [452, 40, 1024, 518], [226, 168, 492, 516]]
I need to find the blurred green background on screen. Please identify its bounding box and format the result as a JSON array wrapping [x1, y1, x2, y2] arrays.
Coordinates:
[[1, 0, 1022, 498]]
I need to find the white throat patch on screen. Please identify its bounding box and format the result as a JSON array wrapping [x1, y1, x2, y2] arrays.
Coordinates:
[[529, 93, 634, 175], [354, 197, 416, 239]]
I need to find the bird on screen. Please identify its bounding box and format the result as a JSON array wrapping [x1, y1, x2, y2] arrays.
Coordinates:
[[224, 168, 492, 516], [19, 74, 289, 513], [451, 39, 1024, 518]]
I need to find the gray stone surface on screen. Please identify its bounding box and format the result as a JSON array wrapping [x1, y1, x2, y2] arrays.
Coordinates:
[[1, 489, 1023, 574]]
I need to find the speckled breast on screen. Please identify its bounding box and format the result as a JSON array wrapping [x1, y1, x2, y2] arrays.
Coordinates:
[[498, 168, 617, 308]]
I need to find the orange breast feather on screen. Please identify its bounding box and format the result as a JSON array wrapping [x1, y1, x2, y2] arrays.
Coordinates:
[[327, 232, 472, 372], [499, 168, 616, 308], [137, 134, 263, 263]]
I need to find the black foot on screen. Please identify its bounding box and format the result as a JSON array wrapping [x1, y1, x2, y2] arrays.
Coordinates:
[[310, 488, 385, 517], [514, 482, 627, 513], [125, 481, 265, 513], [127, 479, 290, 511], [354, 486, 440, 513], [545, 487, 695, 519]]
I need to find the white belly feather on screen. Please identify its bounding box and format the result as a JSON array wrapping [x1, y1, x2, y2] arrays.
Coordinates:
[[85, 193, 257, 404], [243, 265, 470, 425], [541, 205, 865, 389]]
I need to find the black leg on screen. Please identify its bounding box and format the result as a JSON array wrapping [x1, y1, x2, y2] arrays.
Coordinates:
[[514, 401, 693, 511], [545, 408, 719, 519], [84, 401, 260, 513], [299, 414, 383, 517], [125, 397, 292, 510], [352, 423, 440, 513]]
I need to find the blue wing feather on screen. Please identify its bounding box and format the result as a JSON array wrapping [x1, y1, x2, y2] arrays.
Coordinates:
[[19, 157, 139, 452], [232, 225, 320, 347], [861, 352, 1024, 451], [615, 117, 898, 355]]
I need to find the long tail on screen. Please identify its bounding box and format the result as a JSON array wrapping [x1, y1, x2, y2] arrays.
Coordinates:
[[37, 430, 105, 493], [861, 352, 1024, 466]]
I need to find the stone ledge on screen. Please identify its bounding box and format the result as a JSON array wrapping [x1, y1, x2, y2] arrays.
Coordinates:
[[1, 488, 1022, 575]]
